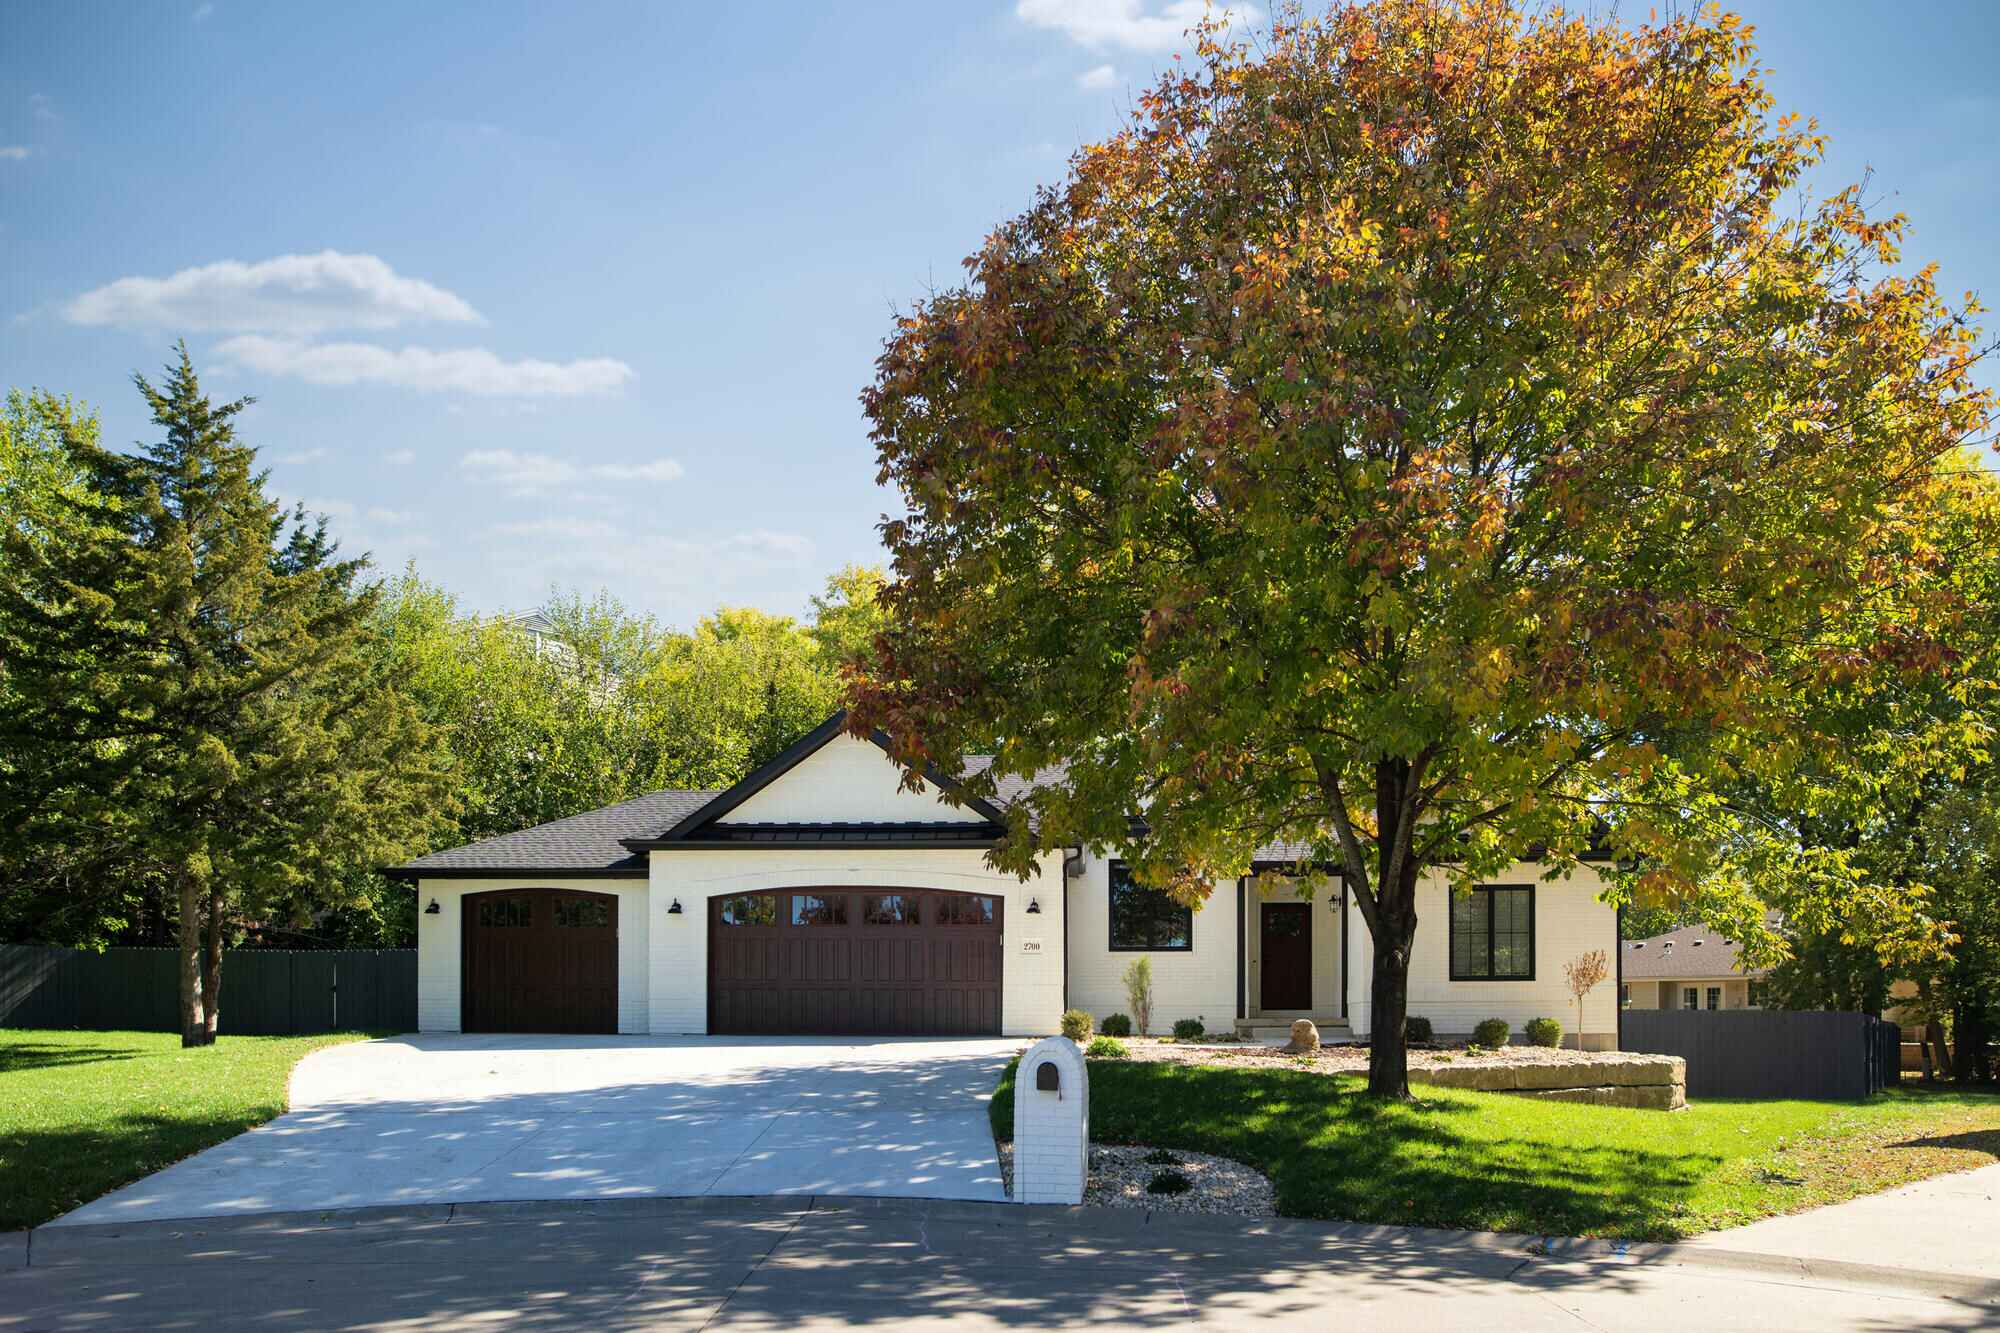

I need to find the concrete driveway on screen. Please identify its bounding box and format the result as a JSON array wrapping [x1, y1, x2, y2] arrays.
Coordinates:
[[53, 1035, 1020, 1226]]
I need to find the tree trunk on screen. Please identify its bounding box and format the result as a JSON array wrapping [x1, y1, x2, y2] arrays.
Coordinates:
[[1364, 862, 1420, 1099], [1924, 1017, 1950, 1083], [1955, 1000, 1992, 1084], [201, 884, 226, 1043], [178, 872, 206, 1048]]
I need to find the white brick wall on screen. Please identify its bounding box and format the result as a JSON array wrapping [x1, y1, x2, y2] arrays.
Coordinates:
[[1062, 849, 1237, 1033], [413, 876, 652, 1034], [647, 846, 1065, 1035], [1012, 1036, 1089, 1205], [1346, 863, 1619, 1046]]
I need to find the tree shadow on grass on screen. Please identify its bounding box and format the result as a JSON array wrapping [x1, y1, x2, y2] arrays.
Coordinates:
[[0, 1042, 139, 1074], [1882, 1128, 2000, 1157], [1078, 1061, 1722, 1241], [0, 1109, 268, 1230]]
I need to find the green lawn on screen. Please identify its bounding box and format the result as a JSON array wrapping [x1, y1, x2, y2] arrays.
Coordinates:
[[991, 1057, 2000, 1241], [0, 1028, 381, 1230]]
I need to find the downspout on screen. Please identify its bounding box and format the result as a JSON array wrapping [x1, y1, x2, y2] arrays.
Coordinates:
[[1061, 845, 1082, 1015], [1235, 876, 1246, 1023], [1615, 904, 1625, 1051]]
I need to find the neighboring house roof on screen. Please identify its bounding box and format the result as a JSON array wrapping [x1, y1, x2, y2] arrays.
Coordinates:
[[1622, 926, 1765, 981]]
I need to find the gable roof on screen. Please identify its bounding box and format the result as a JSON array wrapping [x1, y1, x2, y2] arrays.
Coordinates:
[[1622, 926, 1764, 980], [626, 710, 1008, 847], [386, 788, 718, 879]]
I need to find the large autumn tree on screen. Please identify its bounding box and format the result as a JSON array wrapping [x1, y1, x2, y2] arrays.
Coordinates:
[[850, 2, 1993, 1096]]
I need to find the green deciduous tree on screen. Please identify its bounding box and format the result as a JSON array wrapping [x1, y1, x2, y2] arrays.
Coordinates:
[[0, 348, 453, 1044], [850, 3, 1992, 1096]]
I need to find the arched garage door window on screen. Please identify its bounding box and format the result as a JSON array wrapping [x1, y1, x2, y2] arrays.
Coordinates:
[[461, 888, 618, 1033]]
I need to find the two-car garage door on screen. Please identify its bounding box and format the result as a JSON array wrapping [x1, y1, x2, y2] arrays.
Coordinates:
[[461, 886, 1003, 1036], [708, 888, 1003, 1035]]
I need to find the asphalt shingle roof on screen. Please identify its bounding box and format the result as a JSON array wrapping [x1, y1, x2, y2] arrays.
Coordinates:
[[396, 750, 1329, 878], [1622, 925, 1762, 980], [391, 788, 719, 875]]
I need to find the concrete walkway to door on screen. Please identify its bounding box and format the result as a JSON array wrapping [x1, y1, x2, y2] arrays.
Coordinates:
[[51, 1035, 1021, 1227]]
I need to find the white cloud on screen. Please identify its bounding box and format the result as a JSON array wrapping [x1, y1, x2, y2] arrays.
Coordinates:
[[461, 448, 683, 493], [272, 447, 327, 464], [383, 448, 417, 465], [216, 336, 633, 397], [1016, 0, 1256, 53], [63, 251, 482, 335], [491, 516, 622, 542], [0, 146, 30, 161], [29, 94, 56, 123], [483, 517, 814, 590], [366, 506, 417, 524], [1077, 63, 1120, 90], [192, 2, 215, 19], [296, 497, 357, 520]]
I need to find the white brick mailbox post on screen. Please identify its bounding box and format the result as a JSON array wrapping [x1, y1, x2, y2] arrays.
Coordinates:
[[1011, 1036, 1088, 1204]]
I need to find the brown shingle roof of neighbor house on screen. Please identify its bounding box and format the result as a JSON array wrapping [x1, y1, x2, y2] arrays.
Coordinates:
[[1621, 925, 1766, 980]]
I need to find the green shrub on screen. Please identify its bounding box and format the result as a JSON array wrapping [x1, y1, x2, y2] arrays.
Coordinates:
[[1404, 1016, 1435, 1045], [1472, 1018, 1511, 1047], [1525, 1017, 1563, 1048], [1059, 1009, 1093, 1042], [1172, 1017, 1206, 1041], [1147, 1169, 1193, 1196], [1086, 1035, 1130, 1059], [1099, 1012, 1133, 1037]]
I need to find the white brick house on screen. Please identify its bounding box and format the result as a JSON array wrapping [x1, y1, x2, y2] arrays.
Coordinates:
[[390, 712, 1622, 1047]]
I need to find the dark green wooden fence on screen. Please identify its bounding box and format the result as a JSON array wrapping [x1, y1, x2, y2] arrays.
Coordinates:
[[1622, 1008, 1901, 1099], [0, 946, 416, 1034]]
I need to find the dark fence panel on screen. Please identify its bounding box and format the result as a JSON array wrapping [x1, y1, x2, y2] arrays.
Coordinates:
[[0, 946, 416, 1035], [1622, 1009, 1901, 1100]]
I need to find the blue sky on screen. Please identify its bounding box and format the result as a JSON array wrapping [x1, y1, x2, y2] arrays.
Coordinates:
[[3, 2, 1995, 628]]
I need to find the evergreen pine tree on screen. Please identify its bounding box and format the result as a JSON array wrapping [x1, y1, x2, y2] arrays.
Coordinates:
[[0, 347, 451, 1044]]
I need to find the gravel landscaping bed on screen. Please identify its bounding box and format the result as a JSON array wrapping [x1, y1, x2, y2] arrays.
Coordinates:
[[996, 1141, 1277, 1217]]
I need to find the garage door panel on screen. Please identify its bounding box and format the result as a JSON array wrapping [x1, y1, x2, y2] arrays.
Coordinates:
[[462, 890, 618, 1034], [709, 889, 1001, 1036]]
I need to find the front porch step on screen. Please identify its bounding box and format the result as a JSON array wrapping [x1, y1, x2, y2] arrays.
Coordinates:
[[1235, 1018, 1353, 1042]]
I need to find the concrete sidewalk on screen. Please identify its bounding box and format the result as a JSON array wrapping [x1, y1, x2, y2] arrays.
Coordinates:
[[3, 1194, 1994, 1331], [1680, 1160, 2000, 1280]]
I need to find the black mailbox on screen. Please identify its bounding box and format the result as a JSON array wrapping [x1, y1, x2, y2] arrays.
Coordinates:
[[1035, 1061, 1061, 1093]]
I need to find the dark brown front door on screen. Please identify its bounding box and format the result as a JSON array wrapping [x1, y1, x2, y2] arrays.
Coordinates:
[[461, 888, 618, 1033], [708, 889, 1002, 1035], [1259, 902, 1313, 1011]]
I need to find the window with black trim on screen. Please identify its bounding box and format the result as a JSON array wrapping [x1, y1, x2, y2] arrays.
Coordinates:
[[1448, 885, 1534, 980], [1109, 862, 1192, 952]]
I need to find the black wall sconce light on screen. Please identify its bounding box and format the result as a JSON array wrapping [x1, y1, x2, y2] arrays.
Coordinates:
[[667, 898, 684, 915], [424, 899, 440, 915], [1026, 897, 1041, 914]]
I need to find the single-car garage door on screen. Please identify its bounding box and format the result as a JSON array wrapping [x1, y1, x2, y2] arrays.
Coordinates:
[[461, 888, 618, 1033], [709, 888, 1002, 1035]]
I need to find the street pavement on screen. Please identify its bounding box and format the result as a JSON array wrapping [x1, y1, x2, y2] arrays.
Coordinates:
[[4, 1191, 1995, 1331]]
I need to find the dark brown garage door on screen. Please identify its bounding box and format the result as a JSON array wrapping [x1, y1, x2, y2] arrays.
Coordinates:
[[462, 888, 618, 1033], [708, 889, 1002, 1035]]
